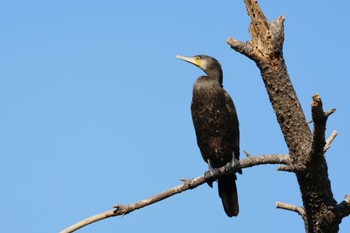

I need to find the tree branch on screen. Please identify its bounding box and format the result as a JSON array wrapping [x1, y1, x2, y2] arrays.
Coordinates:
[[308, 93, 337, 209], [276, 201, 306, 217], [60, 154, 289, 233], [311, 93, 328, 157], [334, 194, 350, 219], [325, 108, 336, 118], [324, 130, 337, 153], [276, 201, 308, 229]]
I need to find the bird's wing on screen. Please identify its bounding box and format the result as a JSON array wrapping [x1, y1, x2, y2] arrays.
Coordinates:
[[224, 91, 240, 159]]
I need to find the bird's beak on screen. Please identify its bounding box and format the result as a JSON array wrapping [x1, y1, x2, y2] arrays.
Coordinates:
[[176, 55, 201, 67]]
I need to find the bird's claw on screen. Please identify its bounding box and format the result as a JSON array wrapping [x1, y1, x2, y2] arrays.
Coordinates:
[[204, 168, 221, 188], [224, 158, 241, 174]]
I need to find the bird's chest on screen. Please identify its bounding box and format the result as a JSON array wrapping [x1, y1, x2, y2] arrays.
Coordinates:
[[191, 88, 227, 127], [191, 88, 234, 165]]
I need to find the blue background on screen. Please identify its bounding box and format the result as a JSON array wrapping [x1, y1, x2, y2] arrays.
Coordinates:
[[1, 1, 349, 232]]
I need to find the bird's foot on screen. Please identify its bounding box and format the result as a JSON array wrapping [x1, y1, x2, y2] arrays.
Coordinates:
[[204, 168, 221, 188], [224, 158, 242, 175]]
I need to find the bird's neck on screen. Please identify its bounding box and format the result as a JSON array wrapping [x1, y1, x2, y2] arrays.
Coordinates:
[[204, 68, 223, 87], [194, 75, 222, 91]]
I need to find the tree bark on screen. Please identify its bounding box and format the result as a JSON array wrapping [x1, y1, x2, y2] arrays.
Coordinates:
[[227, 0, 350, 232]]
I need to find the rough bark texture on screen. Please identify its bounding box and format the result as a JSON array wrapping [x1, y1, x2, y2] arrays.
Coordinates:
[[227, 0, 350, 232]]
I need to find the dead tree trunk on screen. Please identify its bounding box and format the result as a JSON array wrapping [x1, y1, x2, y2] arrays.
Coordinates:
[[227, 1, 350, 232]]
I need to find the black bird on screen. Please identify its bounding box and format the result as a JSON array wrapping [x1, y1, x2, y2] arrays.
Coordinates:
[[176, 54, 241, 217]]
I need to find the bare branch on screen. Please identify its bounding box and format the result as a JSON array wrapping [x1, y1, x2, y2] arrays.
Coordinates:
[[311, 93, 328, 160], [277, 165, 295, 173], [345, 194, 350, 204], [59, 210, 117, 233], [311, 94, 336, 154], [226, 38, 253, 60], [60, 154, 289, 233], [324, 130, 337, 152], [333, 194, 350, 220], [243, 150, 251, 157], [276, 201, 307, 228], [311, 94, 337, 165], [241, 154, 290, 168], [276, 201, 306, 217], [325, 108, 336, 118]]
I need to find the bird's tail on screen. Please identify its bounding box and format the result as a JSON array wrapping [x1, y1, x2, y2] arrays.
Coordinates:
[[218, 173, 239, 217]]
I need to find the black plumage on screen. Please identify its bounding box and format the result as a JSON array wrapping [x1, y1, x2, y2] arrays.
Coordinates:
[[176, 55, 240, 217]]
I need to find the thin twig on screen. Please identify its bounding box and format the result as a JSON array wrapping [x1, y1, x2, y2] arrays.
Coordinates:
[[243, 150, 251, 157], [60, 210, 118, 233], [325, 108, 336, 118], [324, 130, 337, 152], [345, 194, 350, 204], [276, 201, 305, 217]]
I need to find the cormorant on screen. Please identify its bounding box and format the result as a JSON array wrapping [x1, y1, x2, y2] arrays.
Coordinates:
[[176, 54, 241, 217]]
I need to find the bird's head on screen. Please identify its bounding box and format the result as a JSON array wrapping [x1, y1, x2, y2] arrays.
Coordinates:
[[176, 55, 220, 72], [176, 54, 223, 84]]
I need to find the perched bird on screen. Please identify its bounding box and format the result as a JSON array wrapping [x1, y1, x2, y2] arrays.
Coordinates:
[[176, 54, 241, 217]]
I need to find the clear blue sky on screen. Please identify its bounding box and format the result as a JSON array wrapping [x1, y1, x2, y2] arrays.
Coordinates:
[[1, 1, 349, 232]]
